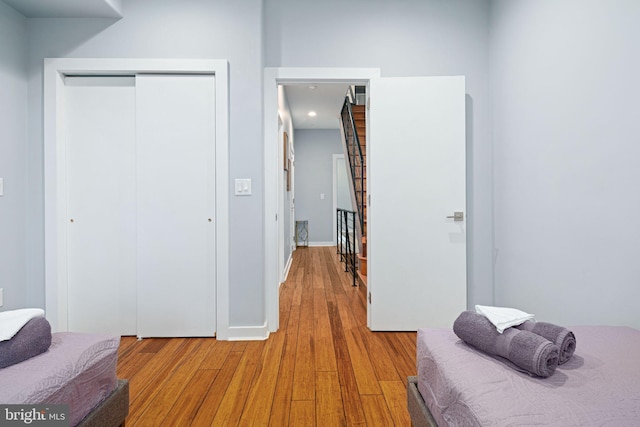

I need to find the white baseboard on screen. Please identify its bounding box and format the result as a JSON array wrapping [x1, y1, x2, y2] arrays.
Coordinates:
[[308, 241, 334, 247], [227, 323, 270, 341], [283, 253, 293, 283]]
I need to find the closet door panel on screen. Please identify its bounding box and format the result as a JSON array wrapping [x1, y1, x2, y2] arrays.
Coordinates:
[[65, 77, 137, 335], [135, 74, 216, 337]]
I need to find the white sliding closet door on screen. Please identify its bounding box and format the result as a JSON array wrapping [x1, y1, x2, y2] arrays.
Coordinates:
[[65, 77, 137, 335], [135, 75, 216, 338]]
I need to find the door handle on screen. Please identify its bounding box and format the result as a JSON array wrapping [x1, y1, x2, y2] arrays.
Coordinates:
[[447, 212, 464, 221]]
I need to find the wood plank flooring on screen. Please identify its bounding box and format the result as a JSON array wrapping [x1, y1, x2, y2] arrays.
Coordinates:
[[117, 246, 417, 426]]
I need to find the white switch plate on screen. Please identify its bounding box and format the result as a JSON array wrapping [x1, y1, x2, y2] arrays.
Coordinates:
[[320, 193, 325, 200], [0, 178, 3, 196], [235, 178, 252, 196]]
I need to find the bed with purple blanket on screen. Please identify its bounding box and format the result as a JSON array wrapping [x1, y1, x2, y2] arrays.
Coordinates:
[[408, 326, 640, 426], [0, 322, 128, 427]]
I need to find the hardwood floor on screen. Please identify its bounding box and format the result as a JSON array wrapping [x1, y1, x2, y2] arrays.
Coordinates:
[[117, 246, 417, 426]]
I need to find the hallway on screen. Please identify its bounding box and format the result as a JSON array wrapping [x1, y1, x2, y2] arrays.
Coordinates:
[[117, 246, 416, 425], [274, 246, 416, 425]]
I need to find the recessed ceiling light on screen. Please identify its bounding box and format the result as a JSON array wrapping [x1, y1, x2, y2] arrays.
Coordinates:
[[308, 85, 317, 90], [308, 111, 317, 117]]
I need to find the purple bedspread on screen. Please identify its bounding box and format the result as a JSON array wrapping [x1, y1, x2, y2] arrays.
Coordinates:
[[417, 326, 640, 426], [0, 332, 120, 427]]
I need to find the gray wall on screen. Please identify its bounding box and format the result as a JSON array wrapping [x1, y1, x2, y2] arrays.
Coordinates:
[[264, 0, 494, 307], [23, 0, 265, 326], [491, 0, 640, 328], [295, 129, 343, 245], [7, 0, 638, 330], [0, 3, 27, 310], [3, 0, 494, 325]]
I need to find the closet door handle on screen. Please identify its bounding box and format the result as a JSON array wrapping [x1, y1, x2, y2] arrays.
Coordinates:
[[446, 212, 464, 221]]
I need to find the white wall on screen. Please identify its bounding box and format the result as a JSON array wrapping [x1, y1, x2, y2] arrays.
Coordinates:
[[0, 2, 27, 310], [24, 0, 265, 326], [295, 129, 344, 245], [491, 0, 640, 327], [336, 156, 351, 211], [264, 0, 494, 307]]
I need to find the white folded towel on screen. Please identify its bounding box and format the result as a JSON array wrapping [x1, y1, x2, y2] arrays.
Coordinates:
[[475, 305, 535, 333], [0, 308, 45, 341]]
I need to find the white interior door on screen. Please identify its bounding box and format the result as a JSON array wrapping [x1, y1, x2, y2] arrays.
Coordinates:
[[368, 76, 467, 330], [65, 77, 137, 335], [135, 74, 216, 338]]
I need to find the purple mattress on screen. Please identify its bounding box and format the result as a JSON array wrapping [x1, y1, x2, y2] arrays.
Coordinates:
[[417, 326, 640, 426], [0, 332, 120, 427]]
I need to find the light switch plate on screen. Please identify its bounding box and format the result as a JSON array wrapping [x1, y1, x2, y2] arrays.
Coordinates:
[[0, 178, 3, 196], [235, 178, 252, 196]]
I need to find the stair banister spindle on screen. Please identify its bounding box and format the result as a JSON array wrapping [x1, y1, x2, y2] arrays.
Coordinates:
[[340, 94, 367, 286], [341, 99, 365, 232], [336, 208, 357, 287]]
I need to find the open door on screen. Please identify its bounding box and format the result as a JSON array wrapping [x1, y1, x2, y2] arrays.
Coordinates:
[[368, 76, 467, 330]]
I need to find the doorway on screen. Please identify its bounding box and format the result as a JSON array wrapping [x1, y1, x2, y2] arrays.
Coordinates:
[[263, 68, 381, 333], [264, 68, 468, 333]]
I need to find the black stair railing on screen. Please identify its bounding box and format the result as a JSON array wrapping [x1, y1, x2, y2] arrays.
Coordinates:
[[340, 98, 365, 233], [336, 208, 357, 286]]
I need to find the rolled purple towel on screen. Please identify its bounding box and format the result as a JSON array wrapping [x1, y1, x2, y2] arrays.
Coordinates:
[[453, 311, 560, 377], [515, 320, 576, 364], [0, 317, 52, 369]]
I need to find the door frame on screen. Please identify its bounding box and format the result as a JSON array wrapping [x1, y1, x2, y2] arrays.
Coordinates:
[[44, 58, 230, 338], [263, 67, 380, 333]]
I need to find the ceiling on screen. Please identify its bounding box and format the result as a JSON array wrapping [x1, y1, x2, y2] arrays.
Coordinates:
[[284, 84, 351, 130], [2, 0, 122, 18]]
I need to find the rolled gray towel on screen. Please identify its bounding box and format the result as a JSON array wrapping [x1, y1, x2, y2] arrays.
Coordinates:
[[453, 311, 560, 377], [515, 320, 576, 364], [0, 317, 52, 369]]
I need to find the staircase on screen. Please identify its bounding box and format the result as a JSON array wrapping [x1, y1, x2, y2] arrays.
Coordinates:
[[339, 93, 368, 286]]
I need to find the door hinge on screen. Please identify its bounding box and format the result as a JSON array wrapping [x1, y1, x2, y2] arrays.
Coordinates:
[[367, 97, 370, 110], [275, 213, 278, 221], [368, 292, 371, 304]]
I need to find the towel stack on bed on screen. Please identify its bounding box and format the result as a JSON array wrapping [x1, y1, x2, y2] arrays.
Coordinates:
[[0, 309, 52, 369], [516, 319, 577, 364], [453, 306, 576, 378]]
